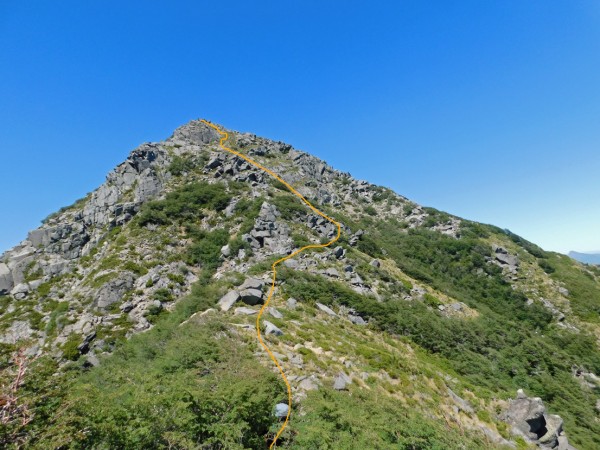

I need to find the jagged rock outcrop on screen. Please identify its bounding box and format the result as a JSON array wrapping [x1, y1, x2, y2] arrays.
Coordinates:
[[243, 202, 294, 255], [502, 389, 576, 449], [0, 262, 13, 295]]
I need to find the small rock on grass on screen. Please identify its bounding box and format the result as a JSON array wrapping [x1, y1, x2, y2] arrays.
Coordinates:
[[264, 320, 283, 336]]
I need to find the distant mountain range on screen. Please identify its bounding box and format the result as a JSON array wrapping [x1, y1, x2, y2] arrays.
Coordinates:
[[569, 251, 600, 265]]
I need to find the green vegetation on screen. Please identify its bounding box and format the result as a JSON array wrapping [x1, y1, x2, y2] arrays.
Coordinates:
[[278, 220, 600, 448], [271, 193, 308, 220], [545, 254, 600, 322], [122, 261, 148, 276], [153, 288, 174, 303], [136, 182, 232, 226], [287, 389, 490, 449], [13, 281, 283, 449], [235, 196, 264, 234], [61, 334, 82, 361], [186, 228, 229, 270], [167, 154, 195, 176]]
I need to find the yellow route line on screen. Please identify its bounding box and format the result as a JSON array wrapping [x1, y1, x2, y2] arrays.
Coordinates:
[[200, 120, 341, 448]]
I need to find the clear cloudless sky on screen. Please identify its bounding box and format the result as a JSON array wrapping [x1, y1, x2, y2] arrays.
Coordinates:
[[1, 1, 599, 254]]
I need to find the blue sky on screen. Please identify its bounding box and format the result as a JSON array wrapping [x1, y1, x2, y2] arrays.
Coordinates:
[[1, 1, 599, 254]]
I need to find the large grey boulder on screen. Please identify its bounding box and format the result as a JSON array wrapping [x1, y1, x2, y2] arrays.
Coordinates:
[[240, 288, 263, 305], [0, 263, 13, 295], [239, 278, 265, 291], [298, 375, 320, 391], [218, 291, 240, 311], [503, 389, 573, 449], [538, 415, 563, 448], [505, 390, 547, 440], [333, 246, 345, 259], [220, 244, 231, 257], [28, 228, 54, 248], [492, 246, 519, 272], [324, 268, 340, 278], [348, 314, 367, 325]]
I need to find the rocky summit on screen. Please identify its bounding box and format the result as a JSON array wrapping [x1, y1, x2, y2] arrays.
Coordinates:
[[1, 120, 599, 449]]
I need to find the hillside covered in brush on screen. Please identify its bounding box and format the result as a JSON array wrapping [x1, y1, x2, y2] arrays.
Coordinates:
[[1, 120, 600, 449]]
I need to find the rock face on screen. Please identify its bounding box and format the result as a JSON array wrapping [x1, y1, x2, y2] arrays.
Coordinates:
[[95, 274, 135, 309], [491, 245, 519, 275], [244, 202, 293, 255], [502, 390, 575, 449], [0, 263, 14, 295]]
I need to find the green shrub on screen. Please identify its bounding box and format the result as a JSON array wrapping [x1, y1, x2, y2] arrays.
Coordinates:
[[167, 155, 195, 176], [291, 233, 311, 248], [153, 288, 174, 303], [363, 205, 377, 216], [123, 261, 149, 276], [137, 182, 232, 226], [167, 273, 185, 285], [271, 194, 308, 220], [228, 235, 251, 256], [37, 281, 52, 297], [33, 317, 282, 449], [539, 259, 555, 274], [187, 228, 230, 270], [61, 334, 81, 361], [423, 293, 441, 308]]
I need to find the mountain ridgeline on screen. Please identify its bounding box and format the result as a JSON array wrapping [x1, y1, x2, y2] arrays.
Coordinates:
[[1, 120, 600, 449]]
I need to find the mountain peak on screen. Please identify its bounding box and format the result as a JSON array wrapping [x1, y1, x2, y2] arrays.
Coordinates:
[[1, 119, 598, 449]]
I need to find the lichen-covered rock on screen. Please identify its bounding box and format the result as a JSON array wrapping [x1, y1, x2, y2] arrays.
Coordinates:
[[95, 273, 135, 309]]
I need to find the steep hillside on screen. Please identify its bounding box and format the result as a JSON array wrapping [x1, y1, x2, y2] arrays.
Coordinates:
[[1, 120, 599, 449]]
